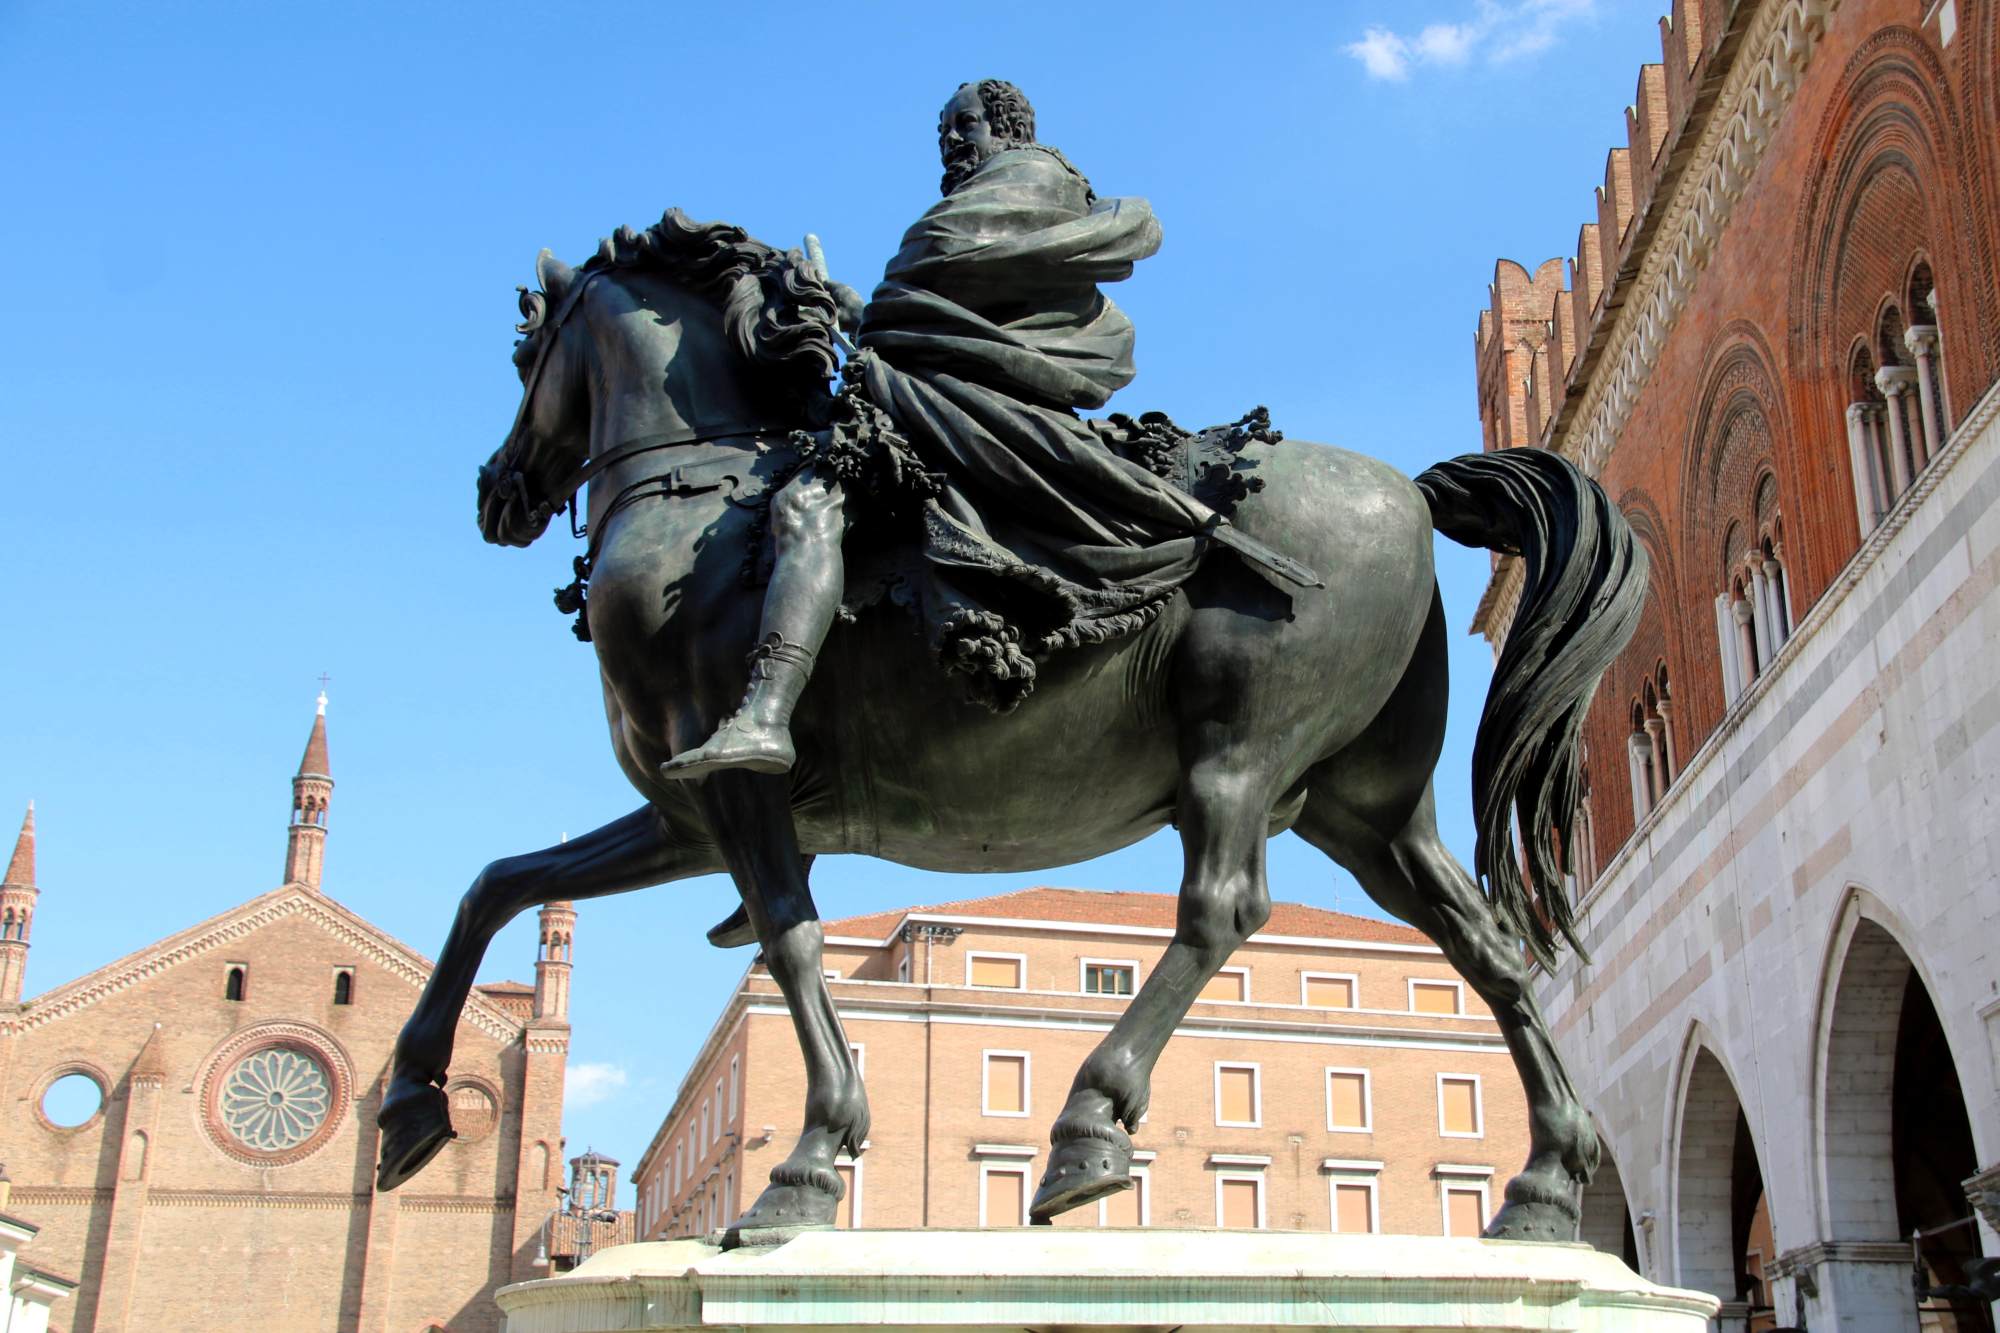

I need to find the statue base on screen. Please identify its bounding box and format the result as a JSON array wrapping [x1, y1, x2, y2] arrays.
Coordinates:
[[496, 1230, 1718, 1331]]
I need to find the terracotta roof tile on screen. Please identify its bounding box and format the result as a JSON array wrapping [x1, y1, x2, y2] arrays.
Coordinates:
[[827, 886, 1426, 946]]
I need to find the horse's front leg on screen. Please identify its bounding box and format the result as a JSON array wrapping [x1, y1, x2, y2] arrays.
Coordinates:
[[698, 771, 866, 1244], [377, 805, 717, 1191], [1032, 756, 1273, 1222]]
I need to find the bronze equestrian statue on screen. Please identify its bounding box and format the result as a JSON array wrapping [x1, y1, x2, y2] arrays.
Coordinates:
[[376, 79, 1646, 1248]]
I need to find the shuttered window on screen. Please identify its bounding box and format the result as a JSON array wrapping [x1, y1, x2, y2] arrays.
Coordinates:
[[1200, 969, 1248, 1002], [1219, 1177, 1262, 1229], [1304, 974, 1355, 1008], [1327, 1070, 1369, 1131], [1216, 1064, 1259, 1126], [1333, 1182, 1374, 1233], [1445, 1187, 1487, 1237], [983, 1167, 1026, 1226], [968, 955, 1023, 988], [835, 1163, 856, 1228], [1100, 1171, 1145, 1226], [1411, 981, 1462, 1014], [1439, 1076, 1481, 1136], [984, 1053, 1028, 1115]]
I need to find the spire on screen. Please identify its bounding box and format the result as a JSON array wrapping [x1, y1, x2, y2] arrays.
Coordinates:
[[285, 693, 335, 892], [299, 691, 330, 777], [4, 803, 31, 888], [1, 802, 39, 1006]]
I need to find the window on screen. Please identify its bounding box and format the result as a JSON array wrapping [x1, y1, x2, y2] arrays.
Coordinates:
[[1325, 1068, 1372, 1132], [1216, 1173, 1265, 1229], [1199, 966, 1249, 1003], [1438, 1173, 1492, 1237], [897, 953, 911, 983], [1325, 1163, 1381, 1234], [1409, 980, 1463, 1015], [967, 953, 1026, 989], [224, 965, 247, 1001], [1302, 972, 1357, 1008], [983, 1051, 1030, 1117], [700, 1099, 709, 1151], [727, 1055, 740, 1122], [1099, 1165, 1149, 1226], [1214, 1062, 1261, 1128], [834, 1155, 860, 1228], [980, 1163, 1029, 1226], [332, 968, 354, 1005], [1081, 959, 1137, 995], [722, 1171, 735, 1227], [1438, 1074, 1483, 1138]]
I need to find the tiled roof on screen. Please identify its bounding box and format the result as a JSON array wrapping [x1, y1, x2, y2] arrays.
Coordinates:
[[827, 886, 1427, 946]]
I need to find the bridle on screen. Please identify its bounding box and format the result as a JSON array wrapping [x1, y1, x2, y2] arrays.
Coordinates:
[[492, 265, 788, 542]]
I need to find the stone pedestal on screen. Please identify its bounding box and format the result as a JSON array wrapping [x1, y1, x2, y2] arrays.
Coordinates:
[[496, 1230, 1719, 1332]]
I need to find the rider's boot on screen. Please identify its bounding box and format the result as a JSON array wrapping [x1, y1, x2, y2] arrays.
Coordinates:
[[659, 473, 843, 782]]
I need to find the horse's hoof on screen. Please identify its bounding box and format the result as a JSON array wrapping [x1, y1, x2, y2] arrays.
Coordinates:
[[721, 1178, 839, 1250], [1030, 1125, 1132, 1222], [707, 903, 755, 949], [1481, 1183, 1579, 1242], [376, 1079, 455, 1192]]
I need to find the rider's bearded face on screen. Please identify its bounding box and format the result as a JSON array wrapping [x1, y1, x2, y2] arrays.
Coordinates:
[[939, 86, 1008, 194]]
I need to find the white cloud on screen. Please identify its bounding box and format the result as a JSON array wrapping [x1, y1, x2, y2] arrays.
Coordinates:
[[566, 1061, 628, 1109], [1345, 0, 1597, 80]]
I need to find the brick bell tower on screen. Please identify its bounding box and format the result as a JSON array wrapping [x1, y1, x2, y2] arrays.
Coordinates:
[[534, 900, 576, 1020], [0, 803, 38, 1007], [285, 691, 333, 891]]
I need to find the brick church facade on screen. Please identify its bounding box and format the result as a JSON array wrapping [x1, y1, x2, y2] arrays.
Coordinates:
[[1472, 0, 1998, 1326], [0, 698, 580, 1332]]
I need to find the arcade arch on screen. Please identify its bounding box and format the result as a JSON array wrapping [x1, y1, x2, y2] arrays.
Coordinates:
[[1672, 1038, 1773, 1312]]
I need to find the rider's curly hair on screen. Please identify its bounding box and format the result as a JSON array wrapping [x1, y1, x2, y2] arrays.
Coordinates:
[[967, 79, 1035, 142]]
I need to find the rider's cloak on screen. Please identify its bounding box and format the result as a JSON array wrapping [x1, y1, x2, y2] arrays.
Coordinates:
[[854, 145, 1221, 711]]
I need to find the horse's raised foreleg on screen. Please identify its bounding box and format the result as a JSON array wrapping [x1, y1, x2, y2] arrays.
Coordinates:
[[1297, 784, 1597, 1241], [698, 772, 865, 1244], [377, 805, 718, 1191], [1031, 757, 1273, 1222]]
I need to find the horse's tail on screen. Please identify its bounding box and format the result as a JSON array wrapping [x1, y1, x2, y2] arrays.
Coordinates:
[[1413, 448, 1647, 969]]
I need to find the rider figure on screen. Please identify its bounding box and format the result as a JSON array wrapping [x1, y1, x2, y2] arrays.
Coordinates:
[[660, 79, 1304, 781]]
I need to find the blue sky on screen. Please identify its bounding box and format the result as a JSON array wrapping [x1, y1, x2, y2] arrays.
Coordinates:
[[0, 2, 1668, 1176]]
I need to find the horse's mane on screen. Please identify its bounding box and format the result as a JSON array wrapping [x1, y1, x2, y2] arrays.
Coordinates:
[[517, 208, 840, 420]]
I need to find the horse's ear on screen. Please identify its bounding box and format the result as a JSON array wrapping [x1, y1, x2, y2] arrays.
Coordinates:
[[536, 248, 575, 300]]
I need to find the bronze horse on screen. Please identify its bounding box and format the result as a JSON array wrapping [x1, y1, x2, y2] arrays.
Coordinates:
[[376, 213, 1645, 1244]]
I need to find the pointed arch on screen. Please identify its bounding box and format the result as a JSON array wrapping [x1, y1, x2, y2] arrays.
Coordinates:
[[1668, 1024, 1772, 1304]]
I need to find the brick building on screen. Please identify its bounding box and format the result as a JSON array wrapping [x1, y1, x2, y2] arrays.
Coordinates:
[[0, 697, 581, 1332], [1471, 1, 1998, 1327], [629, 888, 1534, 1245]]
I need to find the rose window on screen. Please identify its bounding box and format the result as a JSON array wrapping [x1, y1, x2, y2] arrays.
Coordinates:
[[219, 1047, 333, 1151]]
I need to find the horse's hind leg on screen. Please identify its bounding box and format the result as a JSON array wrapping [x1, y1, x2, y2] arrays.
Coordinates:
[[1031, 749, 1274, 1222], [377, 805, 719, 1191], [697, 771, 866, 1244], [1295, 782, 1597, 1241]]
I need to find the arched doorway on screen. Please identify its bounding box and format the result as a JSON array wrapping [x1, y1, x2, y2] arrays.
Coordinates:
[[1578, 1139, 1640, 1273], [1675, 1044, 1775, 1322], [1822, 915, 1991, 1332]]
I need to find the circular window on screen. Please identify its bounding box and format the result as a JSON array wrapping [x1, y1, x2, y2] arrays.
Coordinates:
[[220, 1047, 333, 1152], [197, 1023, 352, 1166], [41, 1071, 105, 1128], [447, 1080, 499, 1143]]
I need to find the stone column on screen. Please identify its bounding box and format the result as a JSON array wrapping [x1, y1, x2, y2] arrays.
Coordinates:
[[1967, 1163, 2000, 1255], [1733, 596, 1759, 684], [1845, 404, 1884, 532], [1643, 716, 1669, 796], [1876, 366, 1919, 496], [1626, 731, 1653, 824], [1770, 1240, 1921, 1332], [1749, 564, 1775, 668], [1905, 324, 1944, 463], [1764, 554, 1791, 643], [1714, 595, 1743, 702], [1655, 699, 1679, 778]]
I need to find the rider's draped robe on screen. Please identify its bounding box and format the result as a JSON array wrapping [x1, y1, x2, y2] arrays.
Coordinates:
[[854, 146, 1223, 711]]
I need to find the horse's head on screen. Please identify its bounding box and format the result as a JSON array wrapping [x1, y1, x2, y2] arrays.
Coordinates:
[[478, 249, 589, 547]]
